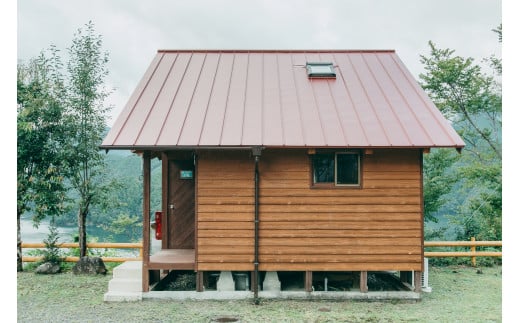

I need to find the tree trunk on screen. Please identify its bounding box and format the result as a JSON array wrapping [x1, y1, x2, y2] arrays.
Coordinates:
[[77, 207, 88, 258], [17, 209, 23, 272]]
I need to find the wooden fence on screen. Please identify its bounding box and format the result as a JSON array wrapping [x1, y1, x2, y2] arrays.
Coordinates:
[[21, 242, 143, 263], [424, 237, 502, 266], [22, 238, 502, 266]]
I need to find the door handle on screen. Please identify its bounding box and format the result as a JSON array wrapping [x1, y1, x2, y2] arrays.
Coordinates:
[[169, 204, 175, 210]]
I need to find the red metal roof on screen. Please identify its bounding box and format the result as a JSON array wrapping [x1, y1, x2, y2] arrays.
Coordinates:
[[101, 50, 464, 150]]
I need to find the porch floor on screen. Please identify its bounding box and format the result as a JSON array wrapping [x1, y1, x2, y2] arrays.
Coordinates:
[[148, 249, 195, 270]]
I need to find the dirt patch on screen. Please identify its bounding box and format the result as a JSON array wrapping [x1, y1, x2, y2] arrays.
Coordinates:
[[209, 316, 241, 322]]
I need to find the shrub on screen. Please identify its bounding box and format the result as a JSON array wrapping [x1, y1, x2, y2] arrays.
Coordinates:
[[39, 217, 64, 266]]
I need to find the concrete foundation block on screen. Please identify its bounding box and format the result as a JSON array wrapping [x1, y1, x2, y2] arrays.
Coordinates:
[[217, 271, 235, 291], [263, 271, 281, 292]]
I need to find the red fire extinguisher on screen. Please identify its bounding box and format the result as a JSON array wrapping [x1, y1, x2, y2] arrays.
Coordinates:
[[154, 211, 162, 240]]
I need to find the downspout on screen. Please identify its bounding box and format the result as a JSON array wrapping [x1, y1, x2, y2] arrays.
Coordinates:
[[252, 147, 262, 305]]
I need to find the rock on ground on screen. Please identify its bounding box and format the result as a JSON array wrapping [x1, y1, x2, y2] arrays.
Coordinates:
[[35, 262, 61, 275], [72, 257, 107, 275]]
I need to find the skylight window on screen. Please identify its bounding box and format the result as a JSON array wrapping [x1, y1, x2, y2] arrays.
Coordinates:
[[306, 62, 336, 78]]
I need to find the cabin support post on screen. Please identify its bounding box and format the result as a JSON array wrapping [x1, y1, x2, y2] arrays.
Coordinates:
[[196, 271, 204, 292], [305, 271, 313, 292], [360, 271, 368, 293], [252, 147, 262, 304], [142, 151, 151, 292], [414, 271, 422, 292], [161, 152, 169, 249]]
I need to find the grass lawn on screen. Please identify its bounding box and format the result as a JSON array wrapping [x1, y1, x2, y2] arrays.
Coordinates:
[[17, 265, 501, 322]]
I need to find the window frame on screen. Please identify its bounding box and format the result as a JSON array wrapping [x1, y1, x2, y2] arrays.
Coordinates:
[[306, 62, 336, 78], [310, 150, 362, 189]]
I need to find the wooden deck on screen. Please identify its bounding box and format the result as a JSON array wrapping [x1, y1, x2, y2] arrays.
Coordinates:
[[148, 249, 195, 270]]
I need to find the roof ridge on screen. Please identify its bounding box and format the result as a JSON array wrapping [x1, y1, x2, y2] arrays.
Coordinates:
[[157, 49, 396, 54]]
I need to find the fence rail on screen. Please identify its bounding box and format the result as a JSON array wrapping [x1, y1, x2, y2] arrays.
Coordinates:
[[424, 237, 502, 266], [21, 242, 143, 263], [22, 238, 501, 266]]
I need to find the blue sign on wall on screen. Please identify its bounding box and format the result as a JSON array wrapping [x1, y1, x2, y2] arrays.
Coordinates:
[[180, 170, 193, 179]]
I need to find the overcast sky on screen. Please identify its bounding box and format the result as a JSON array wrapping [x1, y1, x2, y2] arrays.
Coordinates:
[[16, 0, 502, 126]]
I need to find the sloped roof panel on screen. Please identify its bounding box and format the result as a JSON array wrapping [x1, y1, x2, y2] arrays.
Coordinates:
[[261, 53, 284, 146], [101, 50, 465, 149], [102, 52, 164, 146]]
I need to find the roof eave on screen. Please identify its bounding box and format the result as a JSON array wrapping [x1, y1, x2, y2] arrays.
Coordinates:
[[99, 144, 465, 152]]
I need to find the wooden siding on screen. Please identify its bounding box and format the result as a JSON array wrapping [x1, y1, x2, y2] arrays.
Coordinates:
[[197, 150, 255, 271], [196, 148, 423, 272], [258, 149, 422, 271]]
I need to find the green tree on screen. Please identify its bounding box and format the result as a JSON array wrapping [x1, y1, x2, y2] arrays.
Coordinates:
[[17, 49, 68, 271], [422, 148, 459, 222], [100, 213, 142, 242], [420, 25, 501, 241], [63, 21, 113, 257], [420, 41, 501, 160]]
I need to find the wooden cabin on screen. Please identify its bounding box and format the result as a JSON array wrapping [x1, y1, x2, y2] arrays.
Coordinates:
[[101, 50, 464, 296]]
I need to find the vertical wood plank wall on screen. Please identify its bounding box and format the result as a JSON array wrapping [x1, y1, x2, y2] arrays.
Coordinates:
[[196, 148, 423, 272]]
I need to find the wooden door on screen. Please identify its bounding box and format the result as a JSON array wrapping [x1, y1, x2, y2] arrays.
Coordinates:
[[167, 159, 195, 249]]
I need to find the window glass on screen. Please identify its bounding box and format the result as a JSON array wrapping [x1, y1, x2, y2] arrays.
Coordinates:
[[336, 153, 359, 185], [306, 62, 336, 78], [313, 154, 334, 183]]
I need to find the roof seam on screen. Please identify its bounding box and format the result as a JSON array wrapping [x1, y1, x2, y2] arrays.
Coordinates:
[[371, 53, 414, 146], [155, 52, 192, 145], [310, 52, 329, 145], [335, 53, 370, 146], [380, 53, 436, 146], [196, 53, 221, 145], [355, 54, 392, 146], [176, 53, 208, 145], [218, 54, 235, 145], [391, 54, 459, 145], [275, 53, 286, 146], [240, 53, 250, 145], [112, 52, 164, 146], [326, 53, 349, 146], [134, 53, 177, 146], [290, 53, 308, 145]]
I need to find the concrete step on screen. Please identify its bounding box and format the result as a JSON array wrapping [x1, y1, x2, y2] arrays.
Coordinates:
[[104, 291, 142, 302], [108, 278, 142, 293], [112, 261, 142, 279], [106, 261, 143, 296]]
